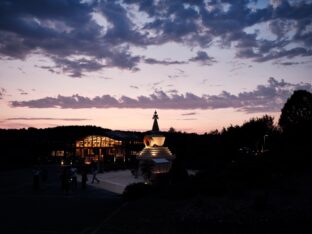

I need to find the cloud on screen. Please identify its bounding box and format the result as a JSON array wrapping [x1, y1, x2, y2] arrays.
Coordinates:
[[269, 19, 295, 39], [181, 112, 197, 116], [0, 0, 312, 77], [36, 65, 61, 74], [168, 69, 188, 79], [189, 51, 217, 65], [0, 88, 6, 99], [18, 67, 26, 74], [10, 78, 312, 113], [144, 57, 186, 65], [255, 47, 312, 62], [0, 0, 141, 76], [229, 61, 252, 72], [144, 51, 217, 66], [6, 117, 90, 121], [273, 61, 307, 66], [53, 57, 104, 77], [17, 89, 28, 95], [130, 85, 139, 89]]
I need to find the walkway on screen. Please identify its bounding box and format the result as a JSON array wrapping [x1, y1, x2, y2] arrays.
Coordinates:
[[86, 170, 144, 194]]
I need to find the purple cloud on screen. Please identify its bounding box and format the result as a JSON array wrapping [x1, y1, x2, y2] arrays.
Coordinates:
[[0, 0, 311, 77], [10, 78, 312, 113], [189, 51, 217, 65], [144, 57, 185, 65], [0, 88, 6, 99]]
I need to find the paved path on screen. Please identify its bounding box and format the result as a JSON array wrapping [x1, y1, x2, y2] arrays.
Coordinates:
[[86, 170, 144, 194]]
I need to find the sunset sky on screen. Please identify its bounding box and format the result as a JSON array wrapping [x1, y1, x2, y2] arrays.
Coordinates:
[[0, 0, 311, 133]]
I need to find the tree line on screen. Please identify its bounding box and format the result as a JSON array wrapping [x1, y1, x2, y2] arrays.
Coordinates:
[[0, 89, 311, 173]]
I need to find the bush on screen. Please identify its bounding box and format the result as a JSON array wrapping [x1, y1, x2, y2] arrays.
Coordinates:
[[122, 182, 152, 201]]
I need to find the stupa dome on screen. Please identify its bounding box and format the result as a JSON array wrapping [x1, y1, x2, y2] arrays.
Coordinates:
[[137, 111, 175, 175], [143, 135, 165, 147]]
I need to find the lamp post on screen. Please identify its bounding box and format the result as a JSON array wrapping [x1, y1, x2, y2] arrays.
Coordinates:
[[262, 134, 268, 153]]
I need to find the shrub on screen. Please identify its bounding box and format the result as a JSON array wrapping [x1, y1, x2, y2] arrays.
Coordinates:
[[122, 182, 152, 201]]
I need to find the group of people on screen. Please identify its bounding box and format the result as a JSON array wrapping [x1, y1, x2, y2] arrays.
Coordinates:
[[60, 164, 101, 193], [32, 165, 48, 191], [32, 162, 101, 193], [60, 165, 78, 193]]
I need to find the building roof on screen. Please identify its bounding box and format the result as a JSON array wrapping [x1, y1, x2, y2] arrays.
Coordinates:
[[76, 131, 143, 142], [152, 158, 169, 164]]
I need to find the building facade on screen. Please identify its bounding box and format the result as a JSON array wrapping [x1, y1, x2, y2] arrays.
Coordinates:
[[51, 131, 143, 166]]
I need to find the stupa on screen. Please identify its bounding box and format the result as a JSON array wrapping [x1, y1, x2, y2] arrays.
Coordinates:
[[137, 111, 175, 175]]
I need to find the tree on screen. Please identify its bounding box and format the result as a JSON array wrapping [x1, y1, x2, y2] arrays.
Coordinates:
[[168, 127, 176, 133], [279, 90, 312, 131]]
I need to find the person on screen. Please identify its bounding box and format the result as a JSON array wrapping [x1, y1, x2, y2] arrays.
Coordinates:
[[91, 164, 100, 184], [81, 166, 88, 190], [32, 166, 40, 191], [70, 165, 78, 190], [60, 166, 70, 194]]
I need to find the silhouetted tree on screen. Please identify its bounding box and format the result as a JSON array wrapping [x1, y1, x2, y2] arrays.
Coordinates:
[[168, 127, 176, 133], [279, 90, 312, 131], [273, 90, 312, 170]]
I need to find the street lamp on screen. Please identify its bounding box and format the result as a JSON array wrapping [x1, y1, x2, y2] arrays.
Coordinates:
[[262, 134, 269, 153]]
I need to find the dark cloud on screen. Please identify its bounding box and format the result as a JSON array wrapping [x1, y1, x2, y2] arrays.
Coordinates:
[[104, 47, 141, 71], [189, 51, 217, 65], [53, 57, 104, 77], [0, 0, 312, 76], [130, 85, 139, 89], [274, 61, 307, 66], [10, 78, 312, 113], [0, 0, 141, 75], [99, 1, 149, 46], [144, 57, 186, 65], [144, 51, 217, 66], [255, 47, 312, 62], [167, 89, 178, 94], [36, 65, 61, 74], [269, 19, 295, 39]]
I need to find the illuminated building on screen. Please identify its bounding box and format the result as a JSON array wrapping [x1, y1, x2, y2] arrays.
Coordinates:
[[51, 131, 143, 165], [137, 111, 175, 175]]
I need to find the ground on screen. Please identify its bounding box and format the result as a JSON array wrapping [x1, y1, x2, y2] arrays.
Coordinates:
[[1, 164, 312, 233], [0, 165, 122, 234]]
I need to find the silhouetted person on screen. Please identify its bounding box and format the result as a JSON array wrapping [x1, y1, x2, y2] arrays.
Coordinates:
[[60, 166, 70, 194], [70, 166, 78, 190], [131, 159, 139, 178], [32, 166, 40, 191], [81, 165, 88, 190], [91, 165, 100, 184]]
